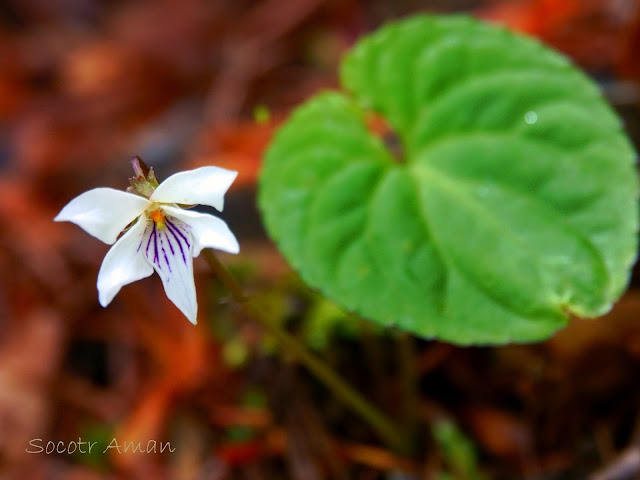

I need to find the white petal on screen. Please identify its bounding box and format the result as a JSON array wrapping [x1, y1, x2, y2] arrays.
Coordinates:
[[55, 188, 151, 244], [162, 206, 239, 257], [97, 217, 154, 306], [142, 217, 198, 324], [149, 166, 237, 211]]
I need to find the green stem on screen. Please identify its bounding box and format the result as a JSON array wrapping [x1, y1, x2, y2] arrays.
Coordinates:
[[203, 250, 406, 451]]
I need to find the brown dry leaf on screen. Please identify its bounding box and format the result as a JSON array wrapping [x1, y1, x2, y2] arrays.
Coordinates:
[[337, 442, 419, 473], [110, 0, 225, 80], [109, 294, 226, 474], [191, 117, 281, 189], [202, 0, 326, 124], [464, 405, 533, 460], [0, 309, 65, 465], [110, 379, 174, 469], [0, 34, 30, 120], [548, 293, 640, 361], [477, 0, 635, 69], [210, 406, 272, 428], [60, 41, 136, 99], [617, 5, 640, 81], [0, 177, 72, 295]]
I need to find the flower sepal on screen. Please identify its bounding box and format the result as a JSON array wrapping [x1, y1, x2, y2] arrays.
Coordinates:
[[55, 158, 240, 325], [127, 156, 159, 199]]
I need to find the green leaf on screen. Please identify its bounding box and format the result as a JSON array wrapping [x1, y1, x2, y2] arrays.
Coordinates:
[[258, 15, 639, 344], [432, 419, 486, 480]]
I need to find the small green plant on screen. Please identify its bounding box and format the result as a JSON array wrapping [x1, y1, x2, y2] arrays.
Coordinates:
[[259, 15, 639, 345], [56, 13, 639, 456], [432, 419, 486, 480]]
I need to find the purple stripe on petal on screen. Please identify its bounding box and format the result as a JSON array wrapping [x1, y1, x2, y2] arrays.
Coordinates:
[[167, 227, 186, 264], [166, 227, 186, 264], [153, 224, 159, 265], [160, 236, 172, 273], [166, 221, 188, 264], [165, 230, 175, 256], [167, 219, 191, 248], [137, 220, 148, 253], [145, 224, 154, 255], [178, 224, 192, 247]]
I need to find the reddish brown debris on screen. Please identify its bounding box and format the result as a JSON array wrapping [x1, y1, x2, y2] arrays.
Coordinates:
[[0, 0, 638, 479]]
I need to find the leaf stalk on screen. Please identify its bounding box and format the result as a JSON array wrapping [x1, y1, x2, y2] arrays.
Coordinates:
[[203, 249, 407, 451]]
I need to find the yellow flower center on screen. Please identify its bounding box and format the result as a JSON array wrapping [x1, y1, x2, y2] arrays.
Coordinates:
[[149, 208, 166, 229]]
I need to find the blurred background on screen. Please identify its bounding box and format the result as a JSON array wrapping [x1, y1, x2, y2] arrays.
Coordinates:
[[0, 0, 639, 479]]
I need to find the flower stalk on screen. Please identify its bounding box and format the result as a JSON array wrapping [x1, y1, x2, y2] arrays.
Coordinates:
[[202, 249, 407, 451], [55, 159, 407, 451]]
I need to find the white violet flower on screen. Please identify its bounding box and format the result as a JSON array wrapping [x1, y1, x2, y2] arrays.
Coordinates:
[[54, 158, 240, 324]]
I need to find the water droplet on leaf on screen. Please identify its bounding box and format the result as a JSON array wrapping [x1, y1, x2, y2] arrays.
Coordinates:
[[524, 111, 538, 124]]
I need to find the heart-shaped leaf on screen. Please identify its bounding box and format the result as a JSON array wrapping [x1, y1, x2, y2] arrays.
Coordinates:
[[258, 15, 638, 344]]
